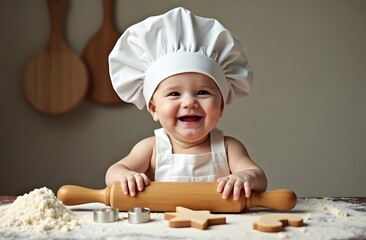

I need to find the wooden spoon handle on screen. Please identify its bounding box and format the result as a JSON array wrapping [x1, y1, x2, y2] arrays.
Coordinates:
[[57, 185, 111, 206], [249, 189, 297, 211], [103, 0, 115, 28], [47, 0, 67, 46]]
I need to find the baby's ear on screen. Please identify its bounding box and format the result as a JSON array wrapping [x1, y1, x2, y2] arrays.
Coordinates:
[[148, 101, 159, 121]]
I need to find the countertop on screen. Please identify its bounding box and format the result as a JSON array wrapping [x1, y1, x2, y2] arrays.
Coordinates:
[[0, 196, 365, 240]]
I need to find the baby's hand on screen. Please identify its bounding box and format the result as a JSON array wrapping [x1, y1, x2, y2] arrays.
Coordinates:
[[216, 174, 254, 200], [119, 171, 150, 196]]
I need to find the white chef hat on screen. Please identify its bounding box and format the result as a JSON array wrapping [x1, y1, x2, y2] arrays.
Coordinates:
[[109, 7, 253, 110]]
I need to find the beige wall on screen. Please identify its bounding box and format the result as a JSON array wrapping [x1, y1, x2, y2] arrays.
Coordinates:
[[1, 0, 365, 197]]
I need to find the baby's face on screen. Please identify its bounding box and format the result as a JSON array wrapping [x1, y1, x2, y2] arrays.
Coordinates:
[[149, 72, 223, 144]]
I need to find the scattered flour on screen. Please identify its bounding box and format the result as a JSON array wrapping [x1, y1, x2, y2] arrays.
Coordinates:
[[303, 213, 312, 222], [0, 187, 82, 234], [299, 198, 366, 239], [317, 203, 349, 218], [277, 231, 289, 239], [304, 198, 350, 217]]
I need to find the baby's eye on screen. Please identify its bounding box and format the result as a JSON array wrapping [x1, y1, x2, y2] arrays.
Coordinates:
[[197, 90, 210, 95], [168, 92, 180, 97]]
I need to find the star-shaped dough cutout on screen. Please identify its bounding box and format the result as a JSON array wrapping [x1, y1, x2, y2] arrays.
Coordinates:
[[164, 206, 226, 230]]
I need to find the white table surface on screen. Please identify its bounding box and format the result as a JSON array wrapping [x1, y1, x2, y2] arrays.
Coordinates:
[[0, 197, 365, 240]]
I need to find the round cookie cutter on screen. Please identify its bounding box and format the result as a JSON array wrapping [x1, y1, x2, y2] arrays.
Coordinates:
[[93, 208, 119, 223], [128, 207, 150, 224]]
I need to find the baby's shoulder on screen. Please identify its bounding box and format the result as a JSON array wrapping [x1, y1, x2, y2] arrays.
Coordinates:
[[223, 135, 241, 143], [223, 135, 247, 149], [134, 136, 156, 149], [135, 136, 156, 150], [130, 136, 156, 158]]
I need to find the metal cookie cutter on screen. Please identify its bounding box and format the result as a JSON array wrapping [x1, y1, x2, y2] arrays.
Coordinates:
[[128, 207, 150, 224], [93, 208, 119, 223]]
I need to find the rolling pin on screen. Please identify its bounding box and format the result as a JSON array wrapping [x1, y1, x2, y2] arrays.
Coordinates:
[[57, 182, 297, 213]]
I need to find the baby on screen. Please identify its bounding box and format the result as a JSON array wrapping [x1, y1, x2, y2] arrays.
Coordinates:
[[106, 7, 267, 201]]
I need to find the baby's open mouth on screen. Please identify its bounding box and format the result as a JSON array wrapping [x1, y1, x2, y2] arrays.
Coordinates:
[[178, 116, 202, 122]]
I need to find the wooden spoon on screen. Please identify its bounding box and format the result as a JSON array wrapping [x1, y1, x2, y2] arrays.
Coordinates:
[[22, 0, 88, 114], [82, 0, 122, 105]]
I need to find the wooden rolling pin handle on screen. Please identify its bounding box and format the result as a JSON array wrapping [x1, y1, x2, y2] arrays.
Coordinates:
[[248, 189, 297, 211], [57, 185, 111, 206]]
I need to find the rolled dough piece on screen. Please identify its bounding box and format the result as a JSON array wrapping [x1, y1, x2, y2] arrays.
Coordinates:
[[253, 213, 303, 232], [164, 206, 226, 230]]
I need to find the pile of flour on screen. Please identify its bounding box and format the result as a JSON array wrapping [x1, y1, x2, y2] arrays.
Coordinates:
[[0, 187, 82, 234]]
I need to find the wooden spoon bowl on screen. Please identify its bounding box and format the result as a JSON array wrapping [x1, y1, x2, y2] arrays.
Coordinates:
[[22, 0, 88, 114]]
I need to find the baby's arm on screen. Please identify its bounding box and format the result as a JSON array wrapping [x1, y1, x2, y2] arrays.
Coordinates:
[[105, 137, 155, 196], [217, 136, 267, 200]]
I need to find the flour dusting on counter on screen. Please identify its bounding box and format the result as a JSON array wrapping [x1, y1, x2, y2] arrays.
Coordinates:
[[0, 187, 82, 234], [304, 198, 350, 217], [300, 198, 366, 239]]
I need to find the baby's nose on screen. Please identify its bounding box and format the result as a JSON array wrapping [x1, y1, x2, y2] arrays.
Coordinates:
[[181, 95, 198, 108]]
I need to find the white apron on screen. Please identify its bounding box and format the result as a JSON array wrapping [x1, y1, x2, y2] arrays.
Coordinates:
[[154, 128, 230, 182]]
